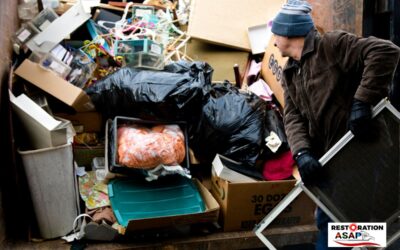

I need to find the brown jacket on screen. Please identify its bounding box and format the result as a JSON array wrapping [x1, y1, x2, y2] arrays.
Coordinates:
[[282, 29, 400, 157]]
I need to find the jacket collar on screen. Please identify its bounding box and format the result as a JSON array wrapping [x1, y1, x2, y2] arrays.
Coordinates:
[[301, 28, 318, 58]]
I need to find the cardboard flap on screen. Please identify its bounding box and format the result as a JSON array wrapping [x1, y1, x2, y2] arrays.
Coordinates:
[[15, 60, 94, 112], [261, 38, 288, 107]]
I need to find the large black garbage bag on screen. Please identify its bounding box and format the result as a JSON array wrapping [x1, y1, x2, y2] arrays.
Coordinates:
[[85, 61, 213, 128], [191, 81, 266, 167]]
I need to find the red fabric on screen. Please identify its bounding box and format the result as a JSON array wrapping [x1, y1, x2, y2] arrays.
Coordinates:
[[117, 124, 186, 169], [263, 150, 294, 181]]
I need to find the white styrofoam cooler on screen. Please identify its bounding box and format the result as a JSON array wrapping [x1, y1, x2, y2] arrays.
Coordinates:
[[18, 143, 78, 239]]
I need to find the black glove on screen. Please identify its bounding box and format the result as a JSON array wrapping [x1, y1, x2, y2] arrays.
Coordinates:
[[349, 99, 372, 139], [295, 149, 323, 185]]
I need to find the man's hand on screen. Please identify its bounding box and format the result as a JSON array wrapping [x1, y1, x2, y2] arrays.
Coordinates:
[[349, 99, 372, 139], [295, 149, 322, 185]]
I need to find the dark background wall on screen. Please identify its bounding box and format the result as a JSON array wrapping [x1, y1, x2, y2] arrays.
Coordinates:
[[363, 0, 400, 110], [0, 0, 21, 243]]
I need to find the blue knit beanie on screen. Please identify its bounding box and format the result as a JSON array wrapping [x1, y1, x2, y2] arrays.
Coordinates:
[[271, 0, 314, 37]]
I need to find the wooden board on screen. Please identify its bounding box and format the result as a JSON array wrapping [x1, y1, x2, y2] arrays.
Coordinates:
[[308, 0, 363, 35]]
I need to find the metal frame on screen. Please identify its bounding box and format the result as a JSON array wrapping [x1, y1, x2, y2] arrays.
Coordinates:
[[254, 99, 400, 250]]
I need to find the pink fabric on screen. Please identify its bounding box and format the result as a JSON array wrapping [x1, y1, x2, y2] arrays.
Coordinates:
[[263, 150, 295, 181], [248, 78, 274, 101]]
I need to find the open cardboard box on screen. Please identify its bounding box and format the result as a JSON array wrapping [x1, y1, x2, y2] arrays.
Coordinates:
[[211, 167, 315, 232], [123, 178, 220, 233], [15, 59, 94, 112]]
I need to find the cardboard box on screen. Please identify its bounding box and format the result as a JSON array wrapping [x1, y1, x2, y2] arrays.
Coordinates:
[[124, 179, 220, 233], [261, 38, 288, 107], [15, 59, 94, 112], [188, 0, 284, 51], [211, 170, 315, 231]]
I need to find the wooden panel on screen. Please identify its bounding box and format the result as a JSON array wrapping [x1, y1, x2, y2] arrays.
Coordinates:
[[309, 0, 363, 35]]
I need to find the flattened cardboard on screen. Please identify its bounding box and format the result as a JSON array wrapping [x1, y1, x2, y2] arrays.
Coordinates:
[[125, 179, 220, 233], [211, 170, 315, 231], [186, 38, 249, 83], [188, 0, 284, 51], [15, 60, 94, 112], [261, 38, 288, 107]]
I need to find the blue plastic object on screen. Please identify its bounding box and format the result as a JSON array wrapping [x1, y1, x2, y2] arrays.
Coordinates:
[[108, 176, 206, 227]]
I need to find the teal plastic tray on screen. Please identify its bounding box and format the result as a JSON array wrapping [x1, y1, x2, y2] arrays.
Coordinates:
[[108, 176, 206, 227]]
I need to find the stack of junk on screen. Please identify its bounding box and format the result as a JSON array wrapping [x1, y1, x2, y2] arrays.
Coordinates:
[[9, 0, 318, 243]]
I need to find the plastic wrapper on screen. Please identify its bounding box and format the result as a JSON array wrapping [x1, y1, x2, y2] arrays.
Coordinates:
[[85, 61, 213, 128], [191, 81, 266, 167], [117, 124, 186, 169], [107, 117, 191, 181]]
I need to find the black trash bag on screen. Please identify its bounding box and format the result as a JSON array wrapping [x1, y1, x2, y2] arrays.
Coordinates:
[[190, 81, 266, 167], [85, 61, 213, 130], [261, 102, 290, 158]]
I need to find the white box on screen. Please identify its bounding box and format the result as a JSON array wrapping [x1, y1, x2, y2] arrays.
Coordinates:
[[10, 92, 72, 149], [212, 154, 257, 183]]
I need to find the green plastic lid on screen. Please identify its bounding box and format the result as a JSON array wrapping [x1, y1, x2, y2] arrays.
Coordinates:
[[108, 176, 205, 227]]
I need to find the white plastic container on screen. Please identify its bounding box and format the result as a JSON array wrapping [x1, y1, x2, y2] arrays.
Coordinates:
[[18, 143, 78, 239]]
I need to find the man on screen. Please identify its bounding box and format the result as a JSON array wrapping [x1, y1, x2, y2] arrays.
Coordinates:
[[270, 0, 400, 249]]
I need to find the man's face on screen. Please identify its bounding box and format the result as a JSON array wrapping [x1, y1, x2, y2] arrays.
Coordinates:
[[273, 34, 291, 57]]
